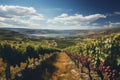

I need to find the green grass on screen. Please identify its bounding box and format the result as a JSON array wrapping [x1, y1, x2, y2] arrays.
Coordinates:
[[55, 40, 76, 49]]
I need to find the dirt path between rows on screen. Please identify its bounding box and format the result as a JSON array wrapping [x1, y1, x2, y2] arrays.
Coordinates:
[[43, 52, 101, 80], [49, 52, 80, 80], [14, 52, 101, 80]]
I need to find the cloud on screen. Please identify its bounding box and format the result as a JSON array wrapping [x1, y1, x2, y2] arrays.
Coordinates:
[[108, 22, 120, 28], [0, 5, 44, 28], [30, 14, 45, 21], [0, 5, 44, 20], [47, 13, 106, 25], [114, 12, 120, 15], [1, 18, 34, 26], [0, 5, 118, 29], [0, 5, 35, 18]]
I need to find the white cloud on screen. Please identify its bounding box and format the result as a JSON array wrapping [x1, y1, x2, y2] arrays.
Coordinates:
[[47, 13, 106, 25], [30, 14, 45, 21], [114, 12, 120, 15], [47, 13, 107, 29], [0, 5, 45, 28], [0, 18, 40, 28], [0, 17, 5, 21], [60, 13, 68, 17], [0, 5, 36, 18], [108, 22, 120, 28], [0, 5, 118, 30]]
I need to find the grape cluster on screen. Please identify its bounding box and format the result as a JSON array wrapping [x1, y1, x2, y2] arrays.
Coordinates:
[[104, 67, 117, 79], [66, 51, 94, 69], [96, 62, 118, 80], [79, 55, 90, 67]]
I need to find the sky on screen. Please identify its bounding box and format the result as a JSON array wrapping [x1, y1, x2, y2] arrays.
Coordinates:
[[0, 0, 120, 30]]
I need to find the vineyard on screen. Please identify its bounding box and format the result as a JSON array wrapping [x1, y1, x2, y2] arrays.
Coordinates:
[[0, 29, 120, 80], [0, 40, 60, 80], [66, 33, 120, 80]]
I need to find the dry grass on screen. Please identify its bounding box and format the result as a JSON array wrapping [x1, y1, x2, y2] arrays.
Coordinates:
[[50, 52, 80, 80]]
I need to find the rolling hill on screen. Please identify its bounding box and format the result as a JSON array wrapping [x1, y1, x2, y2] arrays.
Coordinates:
[[0, 29, 25, 40]]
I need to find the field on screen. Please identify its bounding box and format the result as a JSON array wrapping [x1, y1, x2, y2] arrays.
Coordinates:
[[0, 28, 120, 80]]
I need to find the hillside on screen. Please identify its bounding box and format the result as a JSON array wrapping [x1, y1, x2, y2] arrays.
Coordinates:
[[2, 28, 120, 38], [78, 28, 120, 39], [0, 29, 25, 40]]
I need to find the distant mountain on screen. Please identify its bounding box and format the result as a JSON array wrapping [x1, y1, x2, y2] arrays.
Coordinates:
[[80, 28, 120, 38], [1, 28, 92, 35], [0, 27, 120, 38]]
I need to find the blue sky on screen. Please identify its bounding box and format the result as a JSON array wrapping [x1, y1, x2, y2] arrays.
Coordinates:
[[0, 0, 120, 29]]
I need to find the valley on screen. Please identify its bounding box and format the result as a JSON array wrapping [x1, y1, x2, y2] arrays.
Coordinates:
[[0, 28, 120, 80]]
